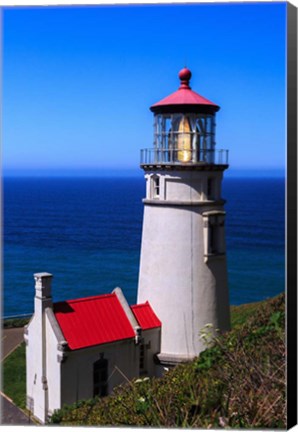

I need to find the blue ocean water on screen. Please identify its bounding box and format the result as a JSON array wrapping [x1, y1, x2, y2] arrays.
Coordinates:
[[3, 176, 285, 317]]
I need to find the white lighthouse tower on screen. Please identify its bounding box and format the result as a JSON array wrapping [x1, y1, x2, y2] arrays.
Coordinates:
[[137, 68, 230, 366]]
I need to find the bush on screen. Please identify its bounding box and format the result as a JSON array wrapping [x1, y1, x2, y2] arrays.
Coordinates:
[[2, 317, 31, 329]]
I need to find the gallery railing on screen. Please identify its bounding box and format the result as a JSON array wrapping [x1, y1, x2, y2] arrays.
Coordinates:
[[140, 148, 229, 165]]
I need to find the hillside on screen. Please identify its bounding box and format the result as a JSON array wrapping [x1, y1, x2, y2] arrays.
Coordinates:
[[50, 293, 285, 428]]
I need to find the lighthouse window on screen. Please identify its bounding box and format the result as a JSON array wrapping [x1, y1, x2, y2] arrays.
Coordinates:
[[203, 212, 226, 259], [153, 176, 160, 198], [207, 178, 215, 200], [209, 223, 219, 254], [93, 357, 108, 397]]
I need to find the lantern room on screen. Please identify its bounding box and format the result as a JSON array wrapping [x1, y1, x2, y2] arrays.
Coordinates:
[[141, 68, 228, 166]]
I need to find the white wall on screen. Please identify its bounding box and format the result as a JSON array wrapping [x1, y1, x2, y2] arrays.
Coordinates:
[[25, 315, 40, 418], [138, 169, 230, 362], [45, 312, 62, 416], [60, 338, 139, 407], [141, 327, 161, 377], [145, 170, 223, 203]]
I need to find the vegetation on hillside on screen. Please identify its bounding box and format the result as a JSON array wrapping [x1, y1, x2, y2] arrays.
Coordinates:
[[50, 293, 285, 428], [2, 316, 31, 329]]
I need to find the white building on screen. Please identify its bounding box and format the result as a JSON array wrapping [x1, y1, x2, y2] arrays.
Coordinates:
[[25, 67, 230, 423], [24, 273, 161, 423], [138, 67, 230, 366]]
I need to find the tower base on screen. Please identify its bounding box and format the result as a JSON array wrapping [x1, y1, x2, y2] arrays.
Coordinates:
[[157, 352, 196, 367]]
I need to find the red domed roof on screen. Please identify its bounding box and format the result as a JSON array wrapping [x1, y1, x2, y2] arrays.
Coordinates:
[[150, 68, 220, 114]]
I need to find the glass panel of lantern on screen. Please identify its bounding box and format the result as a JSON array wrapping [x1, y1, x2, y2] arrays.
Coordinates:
[[154, 116, 161, 149], [154, 113, 216, 163]]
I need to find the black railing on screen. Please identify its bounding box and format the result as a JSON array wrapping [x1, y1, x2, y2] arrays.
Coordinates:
[[140, 148, 229, 165]]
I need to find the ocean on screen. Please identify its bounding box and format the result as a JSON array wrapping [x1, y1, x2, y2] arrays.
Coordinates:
[[3, 176, 285, 317]]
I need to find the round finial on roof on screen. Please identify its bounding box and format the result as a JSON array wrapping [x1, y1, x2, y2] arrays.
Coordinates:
[[179, 67, 192, 80], [178, 67, 192, 89]]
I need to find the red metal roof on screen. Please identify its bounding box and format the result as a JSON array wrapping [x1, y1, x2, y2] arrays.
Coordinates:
[[150, 67, 219, 114], [54, 293, 135, 350], [131, 302, 162, 330]]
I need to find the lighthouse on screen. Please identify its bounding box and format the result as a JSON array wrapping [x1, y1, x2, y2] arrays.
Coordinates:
[[137, 68, 230, 366]]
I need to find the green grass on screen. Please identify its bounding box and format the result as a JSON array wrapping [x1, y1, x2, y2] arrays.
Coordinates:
[[230, 299, 263, 328], [2, 342, 27, 409]]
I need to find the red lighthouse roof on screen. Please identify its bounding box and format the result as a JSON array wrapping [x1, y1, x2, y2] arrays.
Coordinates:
[[150, 67, 220, 114]]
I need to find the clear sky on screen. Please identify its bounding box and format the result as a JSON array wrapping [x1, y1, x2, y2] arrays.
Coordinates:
[[2, 2, 286, 177]]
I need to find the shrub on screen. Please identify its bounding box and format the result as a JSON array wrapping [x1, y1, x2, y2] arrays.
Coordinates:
[[2, 317, 31, 329]]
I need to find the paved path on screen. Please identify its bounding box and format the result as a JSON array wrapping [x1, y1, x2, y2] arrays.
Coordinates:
[[1, 393, 32, 425], [1, 327, 33, 425], [2, 327, 25, 360]]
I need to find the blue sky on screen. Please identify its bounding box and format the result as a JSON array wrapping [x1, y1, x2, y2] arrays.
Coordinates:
[[2, 3, 286, 177]]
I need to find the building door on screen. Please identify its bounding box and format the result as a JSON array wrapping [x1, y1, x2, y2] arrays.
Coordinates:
[[93, 357, 108, 397]]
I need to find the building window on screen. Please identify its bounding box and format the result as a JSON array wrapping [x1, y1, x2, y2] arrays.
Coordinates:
[[152, 175, 160, 199], [209, 223, 219, 254], [93, 356, 108, 397], [139, 341, 150, 374], [203, 211, 225, 260], [140, 343, 145, 372], [207, 178, 215, 200]]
